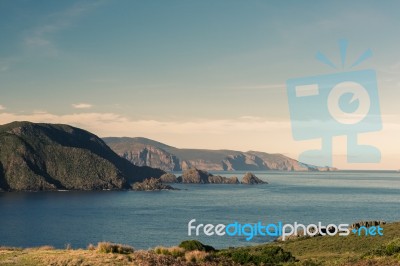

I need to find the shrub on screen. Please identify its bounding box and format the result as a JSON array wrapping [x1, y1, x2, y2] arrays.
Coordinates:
[[385, 238, 400, 255], [96, 242, 134, 254], [87, 243, 95, 251], [218, 245, 296, 265], [169, 247, 185, 258], [185, 250, 208, 262], [154, 246, 185, 257], [178, 240, 215, 252], [370, 238, 400, 256]]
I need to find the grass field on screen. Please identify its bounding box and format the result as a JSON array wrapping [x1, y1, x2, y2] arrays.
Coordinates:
[[1, 223, 400, 265]]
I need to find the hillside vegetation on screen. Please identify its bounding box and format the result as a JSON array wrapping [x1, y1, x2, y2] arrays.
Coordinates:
[[1, 222, 399, 265], [0, 122, 164, 191]]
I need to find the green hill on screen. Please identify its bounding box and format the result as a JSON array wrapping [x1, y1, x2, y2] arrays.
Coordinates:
[[0, 122, 165, 191]]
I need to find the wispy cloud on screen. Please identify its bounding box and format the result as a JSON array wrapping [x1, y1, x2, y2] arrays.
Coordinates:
[[0, 110, 398, 169], [0, 111, 289, 135], [23, 1, 106, 54], [72, 103, 93, 109]]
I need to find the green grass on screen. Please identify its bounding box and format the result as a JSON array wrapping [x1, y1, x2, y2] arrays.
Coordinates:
[[217, 245, 296, 265], [179, 239, 215, 252], [215, 222, 400, 265], [277, 222, 400, 263]]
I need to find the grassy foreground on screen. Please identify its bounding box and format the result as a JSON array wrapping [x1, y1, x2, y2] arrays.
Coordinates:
[[1, 223, 400, 266]]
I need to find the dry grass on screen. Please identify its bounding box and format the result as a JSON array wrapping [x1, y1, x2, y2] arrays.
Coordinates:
[[37, 245, 55, 251], [0, 246, 22, 251], [154, 246, 185, 258], [185, 250, 208, 262], [0, 245, 234, 266], [96, 242, 134, 254], [32, 249, 135, 266]]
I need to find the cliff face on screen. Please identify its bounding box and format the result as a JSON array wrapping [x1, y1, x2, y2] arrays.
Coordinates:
[[103, 137, 336, 172], [0, 122, 165, 191], [103, 137, 181, 171], [122, 145, 181, 171]]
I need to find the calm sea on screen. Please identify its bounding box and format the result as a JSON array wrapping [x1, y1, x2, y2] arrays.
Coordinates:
[[1, 171, 399, 249]]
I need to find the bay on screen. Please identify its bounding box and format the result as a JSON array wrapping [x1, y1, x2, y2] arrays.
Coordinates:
[[0, 171, 399, 249]]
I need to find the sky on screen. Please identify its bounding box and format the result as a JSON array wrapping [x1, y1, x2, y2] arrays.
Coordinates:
[[0, 0, 399, 170]]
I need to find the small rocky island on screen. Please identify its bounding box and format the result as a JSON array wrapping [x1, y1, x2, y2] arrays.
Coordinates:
[[241, 172, 267, 184], [175, 168, 267, 185], [132, 168, 267, 191], [132, 177, 177, 191], [177, 168, 240, 184]]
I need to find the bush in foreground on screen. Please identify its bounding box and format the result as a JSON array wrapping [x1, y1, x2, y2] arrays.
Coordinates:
[[154, 246, 185, 258], [218, 245, 296, 265], [178, 240, 215, 252], [185, 250, 209, 263], [96, 242, 134, 254], [369, 238, 400, 257]]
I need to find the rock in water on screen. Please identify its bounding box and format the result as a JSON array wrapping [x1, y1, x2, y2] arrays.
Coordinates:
[[133, 178, 176, 191], [178, 168, 239, 184], [227, 176, 240, 184], [159, 173, 178, 183], [179, 168, 210, 183], [241, 172, 267, 184]]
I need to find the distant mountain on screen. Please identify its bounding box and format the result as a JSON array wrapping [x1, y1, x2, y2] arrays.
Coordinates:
[[103, 137, 335, 172], [0, 122, 164, 191]]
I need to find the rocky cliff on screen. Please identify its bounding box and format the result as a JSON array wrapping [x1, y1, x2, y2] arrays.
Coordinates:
[[132, 177, 176, 191], [0, 122, 165, 191], [177, 168, 240, 184], [103, 137, 336, 172], [241, 172, 267, 184]]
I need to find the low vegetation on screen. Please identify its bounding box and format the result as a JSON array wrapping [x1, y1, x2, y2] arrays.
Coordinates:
[[96, 242, 134, 254], [178, 239, 215, 252], [217, 245, 295, 265], [154, 246, 185, 257], [1, 222, 400, 265]]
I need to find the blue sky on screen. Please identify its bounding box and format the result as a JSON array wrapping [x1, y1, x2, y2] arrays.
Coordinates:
[[0, 0, 399, 169]]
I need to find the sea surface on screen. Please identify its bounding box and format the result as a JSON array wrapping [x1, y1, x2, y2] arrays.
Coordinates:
[[1, 171, 399, 249]]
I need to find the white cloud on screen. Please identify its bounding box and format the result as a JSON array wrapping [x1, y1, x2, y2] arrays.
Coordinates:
[[0, 111, 290, 143], [0, 111, 398, 170], [0, 105, 5, 110], [72, 103, 93, 109]]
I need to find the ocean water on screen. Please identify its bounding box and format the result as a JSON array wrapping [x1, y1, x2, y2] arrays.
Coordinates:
[[0, 171, 399, 250]]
